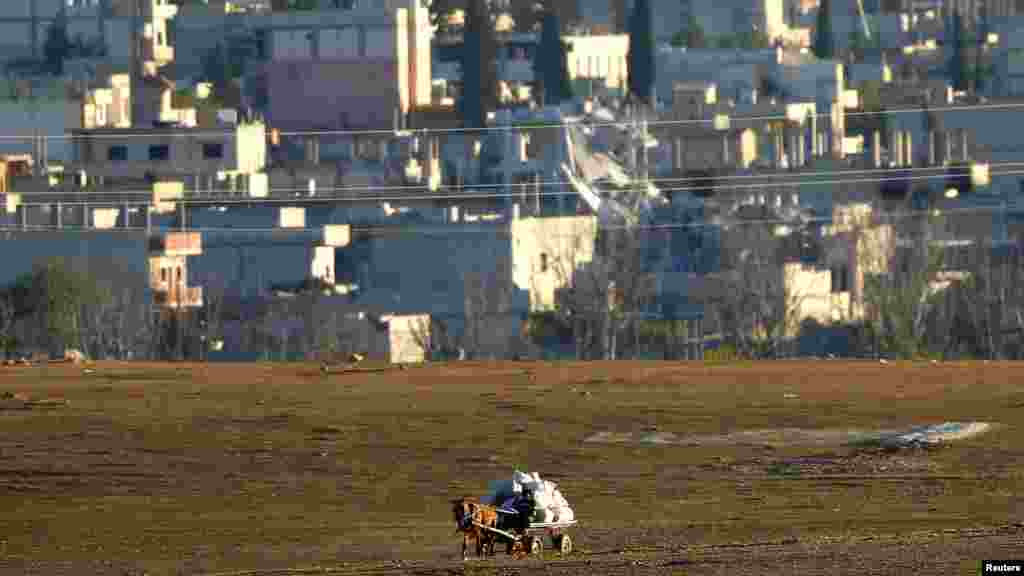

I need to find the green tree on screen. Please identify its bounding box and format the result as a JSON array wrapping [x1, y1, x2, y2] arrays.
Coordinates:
[[20, 259, 107, 355], [850, 79, 889, 151], [975, 7, 988, 92], [812, 0, 834, 59], [0, 296, 14, 359], [458, 0, 497, 130], [269, 0, 318, 10], [428, 0, 466, 34], [203, 42, 231, 93], [736, 30, 771, 50], [949, 10, 968, 91], [627, 0, 655, 107], [671, 16, 706, 48], [42, 9, 70, 76], [533, 11, 574, 106], [508, 0, 578, 33]]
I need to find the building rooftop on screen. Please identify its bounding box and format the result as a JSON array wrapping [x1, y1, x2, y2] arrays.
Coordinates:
[[69, 123, 256, 136]]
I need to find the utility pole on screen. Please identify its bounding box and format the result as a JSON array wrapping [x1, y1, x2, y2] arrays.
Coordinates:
[[502, 29, 512, 218], [30, 0, 38, 61], [131, 0, 143, 126], [30, 81, 39, 179]]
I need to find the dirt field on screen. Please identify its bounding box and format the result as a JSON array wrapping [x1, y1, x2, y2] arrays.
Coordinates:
[[0, 360, 1022, 575]]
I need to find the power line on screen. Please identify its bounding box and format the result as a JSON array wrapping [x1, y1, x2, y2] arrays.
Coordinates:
[[4, 195, 1023, 236], [6, 159, 1015, 200], [9, 165, 1021, 207], [0, 100, 1021, 140]]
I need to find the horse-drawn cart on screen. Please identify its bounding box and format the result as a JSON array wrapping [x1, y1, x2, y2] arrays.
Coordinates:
[[474, 507, 577, 556]]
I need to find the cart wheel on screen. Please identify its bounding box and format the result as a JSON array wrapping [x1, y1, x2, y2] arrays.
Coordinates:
[[555, 534, 573, 555], [529, 535, 543, 555]]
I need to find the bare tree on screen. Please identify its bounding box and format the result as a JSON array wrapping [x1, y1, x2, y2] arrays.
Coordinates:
[[253, 297, 290, 361], [462, 265, 515, 360], [0, 296, 13, 360], [555, 227, 653, 360], [409, 315, 434, 360], [861, 212, 944, 358], [714, 219, 793, 358], [535, 221, 595, 359], [959, 240, 998, 358], [410, 314, 477, 361], [84, 262, 157, 360], [201, 273, 229, 360], [953, 237, 1024, 359]]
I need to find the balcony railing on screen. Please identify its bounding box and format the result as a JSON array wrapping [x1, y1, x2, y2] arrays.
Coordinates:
[[149, 232, 202, 256], [154, 285, 203, 309]]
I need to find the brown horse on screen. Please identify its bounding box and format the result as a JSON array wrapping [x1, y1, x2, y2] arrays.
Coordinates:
[[451, 497, 499, 559]]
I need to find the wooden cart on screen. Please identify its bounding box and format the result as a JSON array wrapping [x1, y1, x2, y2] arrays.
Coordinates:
[[474, 508, 577, 557]]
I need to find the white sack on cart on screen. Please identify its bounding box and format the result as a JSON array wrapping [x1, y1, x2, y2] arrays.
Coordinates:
[[532, 507, 555, 523], [553, 506, 574, 523], [531, 487, 554, 509], [552, 490, 569, 509]]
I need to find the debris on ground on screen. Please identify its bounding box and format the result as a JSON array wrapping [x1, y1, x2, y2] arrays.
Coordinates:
[[0, 392, 70, 409], [868, 422, 993, 449], [585, 423, 996, 449], [58, 349, 87, 364]]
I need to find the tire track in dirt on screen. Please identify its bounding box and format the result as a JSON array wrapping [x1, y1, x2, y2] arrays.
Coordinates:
[[188, 524, 1024, 576]]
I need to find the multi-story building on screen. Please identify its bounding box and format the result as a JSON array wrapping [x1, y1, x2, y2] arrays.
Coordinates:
[[432, 30, 629, 102], [69, 121, 268, 192], [148, 232, 204, 309], [986, 0, 1024, 18], [243, 1, 431, 133], [993, 28, 1024, 95]]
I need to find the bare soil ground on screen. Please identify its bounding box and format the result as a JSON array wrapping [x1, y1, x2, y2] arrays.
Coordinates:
[[0, 360, 1022, 575]]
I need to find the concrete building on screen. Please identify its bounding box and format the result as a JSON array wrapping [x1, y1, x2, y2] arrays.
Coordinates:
[[564, 33, 630, 94], [993, 25, 1024, 96], [350, 215, 598, 316], [0, 0, 114, 62], [688, 0, 788, 40], [149, 231, 204, 309], [69, 121, 268, 192], [80, 73, 133, 129], [174, 209, 599, 359], [432, 31, 630, 101], [244, 1, 431, 133], [619, 0, 786, 42], [718, 202, 894, 339], [0, 229, 150, 287], [655, 47, 781, 107], [987, 0, 1024, 18], [658, 122, 761, 174]]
